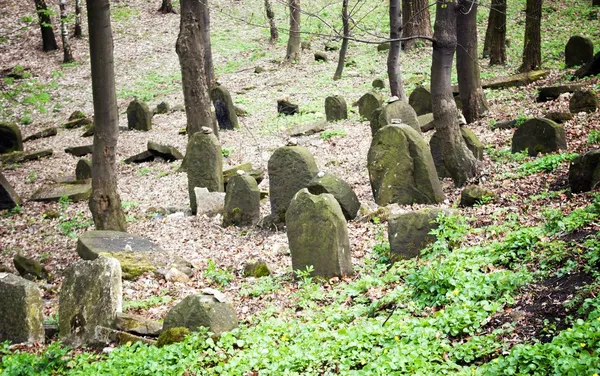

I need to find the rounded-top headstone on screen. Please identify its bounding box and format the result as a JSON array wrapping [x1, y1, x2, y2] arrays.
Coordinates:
[[127, 99, 152, 131], [223, 174, 261, 227], [565, 36, 594, 68], [75, 158, 92, 180], [511, 118, 567, 156], [308, 172, 360, 220], [372, 100, 421, 135], [324, 95, 348, 122], [569, 90, 598, 114], [569, 149, 600, 193], [372, 78, 386, 89], [210, 85, 239, 130], [0, 122, 23, 154], [409, 86, 432, 116], [186, 130, 223, 214], [357, 92, 383, 121]]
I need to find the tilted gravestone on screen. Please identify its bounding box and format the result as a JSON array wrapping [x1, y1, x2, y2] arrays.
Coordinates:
[[223, 174, 261, 227], [0, 171, 21, 210], [186, 128, 223, 215], [565, 36, 594, 68], [0, 273, 45, 344], [511, 118, 567, 156], [277, 99, 299, 116], [357, 92, 383, 121], [569, 90, 598, 114], [431, 128, 483, 178], [76, 158, 92, 180], [286, 189, 353, 278], [408, 85, 432, 116], [324, 95, 348, 122], [211, 85, 239, 130], [370, 99, 421, 136], [569, 150, 600, 193], [307, 172, 360, 220], [127, 99, 152, 131], [0, 122, 23, 154], [368, 125, 444, 206]]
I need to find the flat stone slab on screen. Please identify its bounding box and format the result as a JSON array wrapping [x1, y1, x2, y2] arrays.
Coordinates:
[[30, 181, 91, 202], [65, 145, 93, 157], [0, 172, 21, 210]]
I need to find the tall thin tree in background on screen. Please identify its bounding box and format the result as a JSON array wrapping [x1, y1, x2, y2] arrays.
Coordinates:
[[520, 0, 542, 72], [388, 0, 407, 100], [74, 0, 83, 38], [264, 0, 279, 43], [86, 0, 127, 231], [199, 0, 214, 87], [284, 0, 301, 63], [483, 0, 506, 65], [34, 0, 58, 51], [333, 0, 349, 80], [59, 0, 74, 63], [401, 0, 432, 50], [159, 0, 176, 14]]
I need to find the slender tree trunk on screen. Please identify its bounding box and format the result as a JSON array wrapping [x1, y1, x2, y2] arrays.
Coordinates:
[[488, 0, 507, 65], [333, 0, 349, 80], [74, 0, 82, 38], [456, 0, 488, 123], [519, 0, 542, 72], [86, 0, 127, 231], [264, 0, 279, 43], [285, 0, 301, 63], [177, 0, 218, 137], [199, 0, 214, 87], [402, 0, 432, 50], [158, 0, 176, 14], [59, 0, 74, 63], [431, 0, 477, 186], [388, 0, 407, 100], [34, 0, 58, 51]]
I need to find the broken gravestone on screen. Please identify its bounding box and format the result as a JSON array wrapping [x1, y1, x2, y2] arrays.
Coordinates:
[[569, 90, 598, 114], [211, 85, 239, 130], [430, 128, 484, 178], [0, 171, 21, 210], [64, 144, 93, 157], [569, 149, 600, 193], [277, 99, 299, 116], [307, 172, 360, 220], [127, 99, 152, 131], [59, 257, 122, 347], [63, 111, 92, 129], [268, 146, 319, 224], [565, 36, 594, 68], [314, 51, 328, 62], [154, 101, 171, 115], [23, 127, 57, 142], [223, 174, 261, 227], [75, 158, 92, 180], [13, 254, 51, 280], [286, 189, 353, 278], [408, 85, 432, 116], [371, 99, 421, 136], [460, 186, 496, 207], [357, 92, 383, 121], [30, 181, 92, 202], [194, 187, 226, 217], [511, 118, 567, 156], [147, 141, 184, 161], [418, 113, 435, 132], [536, 84, 583, 102], [368, 125, 444, 206], [0, 122, 23, 154], [186, 128, 223, 215], [0, 273, 45, 344], [324, 95, 348, 122]]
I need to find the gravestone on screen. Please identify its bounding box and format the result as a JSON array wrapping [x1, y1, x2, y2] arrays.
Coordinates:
[[307, 172, 360, 220], [277, 99, 299, 116], [13, 254, 51, 280], [569, 150, 600, 193], [575, 51, 600, 78], [417, 113, 434, 132], [460, 128, 484, 160], [223, 174, 261, 227], [511, 118, 567, 156], [59, 257, 122, 347], [0, 273, 45, 344], [368, 125, 444, 205], [154, 101, 170, 115], [569, 90, 598, 114], [243, 259, 271, 277], [536, 84, 583, 102], [372, 78, 386, 89], [357, 92, 383, 121], [388, 208, 449, 260], [324, 95, 348, 122], [460, 186, 496, 207], [0, 172, 21, 210], [194, 188, 225, 217], [286, 189, 353, 278], [314, 52, 328, 62], [544, 112, 573, 123], [409, 86, 432, 116], [75, 158, 92, 180], [371, 99, 421, 135], [268, 146, 319, 223], [211, 85, 239, 130], [147, 141, 184, 161], [127, 99, 152, 131], [31, 181, 91, 202], [565, 36, 594, 68], [186, 128, 223, 214], [0, 122, 23, 154], [23, 127, 57, 142], [430, 128, 484, 178], [64, 144, 93, 157]]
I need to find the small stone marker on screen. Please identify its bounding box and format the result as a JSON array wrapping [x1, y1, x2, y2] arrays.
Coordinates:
[[243, 259, 271, 277], [569, 149, 600, 193], [368, 125, 444, 206], [0, 171, 21, 210], [13, 254, 51, 280], [388, 208, 450, 260], [569, 90, 598, 114], [154, 101, 171, 115], [0, 273, 45, 344], [417, 113, 434, 132], [223, 174, 261, 227], [409, 86, 432, 116], [314, 51, 328, 62], [127, 99, 152, 131], [64, 144, 93, 157], [324, 95, 348, 122], [460, 186, 496, 207], [372, 78, 386, 89], [307, 171, 360, 220], [511, 118, 567, 156], [194, 187, 225, 217], [287, 121, 326, 137], [115, 312, 162, 337], [0, 122, 23, 154], [286, 189, 353, 278], [211, 85, 239, 130], [75, 158, 92, 180], [59, 257, 122, 347], [30, 181, 92, 202], [277, 99, 299, 116], [371, 100, 421, 135], [23, 127, 57, 142], [357, 92, 383, 121], [186, 128, 223, 215], [223, 163, 264, 187], [565, 36, 594, 68]]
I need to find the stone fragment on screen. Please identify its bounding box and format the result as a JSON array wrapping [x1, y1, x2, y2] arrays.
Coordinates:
[[23, 127, 57, 142], [409, 85, 432, 116], [372, 78, 386, 89], [147, 141, 184, 161], [115, 312, 162, 336], [124, 150, 155, 164], [223, 174, 261, 227], [254, 66, 265, 74], [565, 36, 594, 68], [575, 51, 600, 78], [234, 105, 248, 117], [31, 181, 91, 202], [371, 100, 421, 135], [511, 118, 567, 156], [544, 112, 573, 124], [69, 110, 86, 121], [163, 292, 238, 336], [569, 149, 600, 193], [0, 122, 23, 154], [277, 99, 299, 116], [324, 95, 348, 122], [460, 127, 484, 160], [0, 273, 45, 344], [194, 187, 225, 217], [223, 163, 264, 187], [211, 85, 239, 130], [491, 120, 517, 130], [460, 186, 496, 207], [94, 326, 156, 346], [127, 99, 152, 131], [65, 144, 93, 157], [569, 90, 598, 114], [314, 51, 328, 62], [287, 121, 326, 137], [75, 158, 92, 180], [0, 149, 53, 165], [388, 208, 450, 260], [63, 117, 92, 130], [0, 171, 21, 210], [536, 84, 583, 102], [154, 101, 170, 115], [13, 254, 51, 280], [481, 70, 548, 90], [357, 92, 383, 121], [164, 268, 190, 283], [156, 327, 190, 348], [377, 42, 390, 51], [417, 113, 435, 132], [186, 129, 223, 214], [307, 172, 360, 220], [243, 260, 271, 277]]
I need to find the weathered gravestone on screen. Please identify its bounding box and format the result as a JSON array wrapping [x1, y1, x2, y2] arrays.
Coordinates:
[[75, 158, 92, 180], [575, 51, 600, 78], [368, 125, 444, 206], [511, 118, 567, 156], [13, 254, 51, 280], [186, 128, 223, 215], [0, 172, 21, 210], [268, 146, 319, 223], [0, 122, 23, 154], [544, 112, 573, 124], [277, 99, 299, 116], [223, 174, 261, 227], [460, 185, 496, 207], [154, 101, 171, 115], [0, 273, 45, 344], [127, 99, 152, 131], [324, 95, 348, 122], [23, 127, 57, 142], [314, 51, 328, 62], [409, 85, 432, 116], [430, 128, 483, 179], [307, 172, 360, 220], [194, 187, 226, 217], [211, 85, 239, 130], [357, 92, 383, 121], [569, 90, 598, 114], [147, 141, 184, 161], [65, 144, 93, 157], [569, 149, 600, 193], [372, 78, 386, 89], [370, 99, 421, 136], [63, 111, 92, 129], [31, 181, 92, 202], [418, 113, 435, 132], [565, 36, 594, 68], [286, 189, 353, 278], [536, 84, 583, 102], [59, 257, 122, 347]]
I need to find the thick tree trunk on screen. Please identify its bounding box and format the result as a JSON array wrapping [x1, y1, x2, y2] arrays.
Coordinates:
[[520, 0, 542, 72], [388, 0, 407, 100], [285, 0, 301, 63], [485, 0, 507, 65], [35, 0, 58, 51], [86, 0, 127, 231], [59, 0, 74, 63], [402, 0, 432, 50], [158, 0, 176, 14], [456, 0, 488, 123], [177, 0, 217, 137], [74, 0, 82, 38], [264, 0, 279, 43], [431, 0, 477, 186], [199, 0, 214, 87], [333, 0, 349, 81]]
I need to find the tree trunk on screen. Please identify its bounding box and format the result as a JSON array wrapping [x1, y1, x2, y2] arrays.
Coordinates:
[[59, 0, 74, 63], [402, 0, 432, 50], [431, 0, 477, 186], [388, 0, 407, 100], [456, 0, 488, 123], [177, 0, 217, 137], [285, 0, 301, 63], [199, 0, 214, 87], [487, 0, 507, 65], [86, 0, 127, 231], [264, 0, 279, 43], [34, 0, 58, 51], [158, 0, 176, 14], [519, 0, 542, 72], [74, 0, 82, 38], [333, 0, 349, 81]]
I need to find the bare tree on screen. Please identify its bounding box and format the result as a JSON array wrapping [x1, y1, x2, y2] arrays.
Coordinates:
[[333, 0, 349, 80], [401, 0, 432, 50], [265, 0, 279, 43], [520, 0, 542, 72], [388, 0, 407, 100], [34, 0, 58, 51], [86, 0, 127, 231], [159, 0, 176, 14], [456, 0, 488, 123], [284, 0, 301, 63], [431, 0, 477, 186], [74, 0, 82, 38], [199, 0, 214, 87], [483, 0, 506, 64], [59, 0, 74, 63]]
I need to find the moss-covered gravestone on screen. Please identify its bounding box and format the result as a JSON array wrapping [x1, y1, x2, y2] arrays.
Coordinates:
[[371, 99, 421, 136], [243, 259, 271, 277], [565, 36, 594, 68], [357, 92, 383, 121], [268, 146, 319, 223], [59, 257, 122, 347], [186, 128, 223, 214], [211, 85, 239, 130], [372, 78, 386, 89], [307, 172, 360, 220], [30, 181, 92, 202], [0, 273, 45, 344], [127, 99, 152, 131], [154, 101, 171, 115], [511, 118, 567, 156], [460, 186, 496, 207], [430, 128, 484, 179], [286, 189, 353, 278], [223, 174, 261, 227], [368, 125, 444, 206], [569, 149, 600, 193], [0, 122, 23, 154], [409, 86, 432, 116], [324, 95, 348, 122], [569, 90, 598, 114], [75, 158, 92, 180], [157, 327, 190, 347], [0, 171, 21, 210], [13, 254, 51, 280], [388, 208, 450, 260]]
